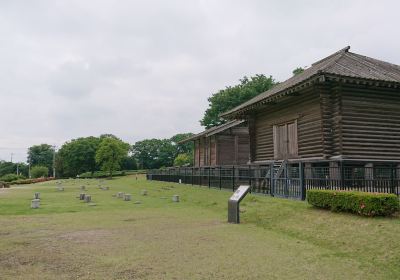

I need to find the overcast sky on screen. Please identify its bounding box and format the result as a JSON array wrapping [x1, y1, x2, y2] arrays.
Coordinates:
[[1, 0, 399, 162]]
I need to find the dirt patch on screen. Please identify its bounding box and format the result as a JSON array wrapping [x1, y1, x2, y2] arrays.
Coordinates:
[[113, 267, 153, 280], [0, 188, 9, 195], [59, 229, 112, 244]]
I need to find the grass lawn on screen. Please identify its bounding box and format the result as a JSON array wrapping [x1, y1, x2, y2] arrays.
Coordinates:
[[0, 175, 399, 279]]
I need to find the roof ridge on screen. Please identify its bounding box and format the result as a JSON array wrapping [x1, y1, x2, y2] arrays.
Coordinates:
[[312, 46, 350, 67]]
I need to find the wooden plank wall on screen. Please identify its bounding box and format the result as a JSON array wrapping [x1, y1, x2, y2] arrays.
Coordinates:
[[252, 89, 323, 161], [340, 84, 400, 160], [210, 136, 217, 166], [217, 135, 235, 165], [199, 138, 205, 166], [194, 140, 200, 167]]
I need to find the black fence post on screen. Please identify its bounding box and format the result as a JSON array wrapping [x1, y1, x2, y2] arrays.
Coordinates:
[[340, 162, 345, 190], [391, 164, 395, 194], [208, 167, 211, 188], [232, 166, 235, 192], [248, 165, 252, 193], [270, 164, 274, 197], [200, 167, 203, 186], [300, 162, 306, 200], [284, 162, 289, 198], [191, 167, 194, 185], [219, 166, 222, 190]]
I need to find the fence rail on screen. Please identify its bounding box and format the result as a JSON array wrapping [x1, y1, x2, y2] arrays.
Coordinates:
[[147, 163, 400, 200]]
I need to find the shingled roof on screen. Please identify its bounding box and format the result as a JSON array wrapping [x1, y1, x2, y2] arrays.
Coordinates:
[[179, 120, 245, 143], [221, 46, 400, 118]]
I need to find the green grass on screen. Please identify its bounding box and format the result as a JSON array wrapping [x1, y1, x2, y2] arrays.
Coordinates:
[[0, 175, 399, 279]]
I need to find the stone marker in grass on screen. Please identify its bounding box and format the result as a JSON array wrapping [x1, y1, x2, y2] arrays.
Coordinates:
[[31, 199, 40, 209], [57, 186, 64, 191], [124, 194, 132, 201], [117, 192, 124, 198], [172, 195, 180, 202], [141, 190, 148, 196], [79, 193, 86, 200], [134, 201, 141, 204], [80, 185, 86, 191], [34, 192, 40, 199], [84, 195, 92, 203]]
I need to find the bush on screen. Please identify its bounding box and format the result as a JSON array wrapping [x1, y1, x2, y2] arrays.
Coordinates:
[[307, 190, 399, 217], [10, 177, 55, 185], [78, 171, 126, 178], [31, 166, 49, 178], [0, 173, 25, 182]]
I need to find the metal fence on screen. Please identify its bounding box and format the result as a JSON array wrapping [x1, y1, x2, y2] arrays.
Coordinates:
[[147, 163, 400, 200]]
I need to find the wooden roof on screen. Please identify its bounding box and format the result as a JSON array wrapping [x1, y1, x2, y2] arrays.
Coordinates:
[[179, 120, 245, 143], [222, 46, 400, 118]]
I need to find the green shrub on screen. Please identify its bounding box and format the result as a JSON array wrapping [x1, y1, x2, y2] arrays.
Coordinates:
[[31, 166, 49, 178], [10, 177, 55, 185], [0, 173, 25, 182], [78, 171, 126, 178], [307, 190, 399, 217]]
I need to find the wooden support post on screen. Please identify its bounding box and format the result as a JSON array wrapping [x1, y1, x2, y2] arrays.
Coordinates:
[[364, 163, 374, 192], [329, 161, 341, 190], [340, 162, 345, 190], [232, 166, 235, 192]]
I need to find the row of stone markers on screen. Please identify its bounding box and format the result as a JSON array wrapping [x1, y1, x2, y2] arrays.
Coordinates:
[[31, 180, 180, 209]]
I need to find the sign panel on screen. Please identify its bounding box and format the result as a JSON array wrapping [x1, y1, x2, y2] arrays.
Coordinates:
[[229, 185, 250, 202], [228, 185, 251, 224]]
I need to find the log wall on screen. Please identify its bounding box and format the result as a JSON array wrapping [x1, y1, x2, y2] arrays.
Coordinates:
[[340, 84, 400, 160], [252, 89, 323, 161], [192, 126, 250, 166]]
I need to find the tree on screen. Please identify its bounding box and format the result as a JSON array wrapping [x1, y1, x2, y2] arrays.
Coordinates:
[[56, 136, 101, 177], [95, 137, 129, 177], [292, 67, 305, 76], [27, 144, 54, 175], [31, 166, 49, 178], [174, 153, 193, 167], [170, 133, 194, 155], [121, 155, 138, 170], [0, 161, 28, 177], [132, 139, 176, 169], [200, 74, 276, 128]]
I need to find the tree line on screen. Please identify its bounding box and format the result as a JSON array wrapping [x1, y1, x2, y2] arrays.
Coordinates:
[[3, 70, 307, 179]]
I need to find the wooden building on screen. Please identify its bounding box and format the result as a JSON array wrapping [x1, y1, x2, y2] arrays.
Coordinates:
[[181, 120, 250, 167], [221, 46, 400, 167]]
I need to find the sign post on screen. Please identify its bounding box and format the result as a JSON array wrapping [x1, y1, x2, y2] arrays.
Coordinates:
[[228, 185, 250, 224]]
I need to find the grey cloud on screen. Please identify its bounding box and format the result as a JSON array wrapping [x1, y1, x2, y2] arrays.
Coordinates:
[[1, 0, 400, 162]]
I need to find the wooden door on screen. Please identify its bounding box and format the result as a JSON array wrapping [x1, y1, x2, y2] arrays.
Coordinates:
[[273, 120, 298, 159]]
